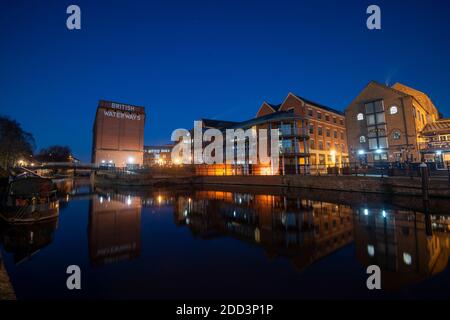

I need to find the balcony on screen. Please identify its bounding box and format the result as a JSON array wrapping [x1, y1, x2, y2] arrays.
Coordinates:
[[280, 146, 308, 157], [279, 127, 308, 138], [419, 141, 450, 152]]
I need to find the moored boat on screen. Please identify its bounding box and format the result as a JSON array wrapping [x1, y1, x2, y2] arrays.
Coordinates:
[[0, 173, 59, 224]]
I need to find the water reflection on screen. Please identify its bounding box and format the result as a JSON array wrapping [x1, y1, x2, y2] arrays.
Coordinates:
[[88, 192, 141, 266], [0, 219, 58, 265], [354, 209, 450, 290], [175, 192, 354, 271], [1, 179, 450, 298]]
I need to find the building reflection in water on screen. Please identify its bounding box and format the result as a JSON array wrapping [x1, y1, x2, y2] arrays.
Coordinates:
[[88, 192, 142, 266], [354, 208, 450, 290], [0, 219, 58, 265], [175, 190, 450, 287], [2, 179, 449, 294], [175, 191, 354, 271]]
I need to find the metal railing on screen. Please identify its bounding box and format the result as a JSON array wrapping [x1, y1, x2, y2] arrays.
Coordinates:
[[193, 161, 450, 180]]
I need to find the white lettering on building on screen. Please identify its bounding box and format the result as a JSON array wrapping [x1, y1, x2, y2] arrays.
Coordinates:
[[110, 102, 136, 112], [103, 110, 141, 121]]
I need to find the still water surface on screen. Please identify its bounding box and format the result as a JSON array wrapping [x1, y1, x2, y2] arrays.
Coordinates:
[[1, 179, 450, 299]]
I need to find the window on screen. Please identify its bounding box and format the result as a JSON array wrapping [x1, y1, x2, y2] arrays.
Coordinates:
[[360, 136, 366, 143], [365, 100, 388, 150], [376, 112, 385, 124], [334, 130, 337, 139], [318, 127, 323, 136], [333, 117, 337, 124], [317, 112, 322, 120], [309, 125, 314, 134], [326, 129, 330, 137], [378, 137, 388, 148], [308, 109, 313, 116], [365, 100, 384, 113], [367, 114, 375, 125], [357, 113, 364, 121], [373, 153, 388, 161], [390, 106, 398, 114], [340, 119, 344, 125], [393, 130, 401, 140], [368, 138, 378, 150], [326, 142, 331, 150], [319, 141, 324, 150], [280, 123, 291, 135], [319, 154, 325, 165], [340, 132, 344, 140], [325, 115, 330, 121], [282, 139, 292, 152], [310, 140, 315, 149]]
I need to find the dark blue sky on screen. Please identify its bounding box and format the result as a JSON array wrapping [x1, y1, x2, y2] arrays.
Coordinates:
[[1, 0, 450, 161]]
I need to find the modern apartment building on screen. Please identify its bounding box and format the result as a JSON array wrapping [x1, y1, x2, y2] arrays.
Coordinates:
[[186, 92, 347, 175], [195, 109, 309, 175], [258, 93, 348, 169]]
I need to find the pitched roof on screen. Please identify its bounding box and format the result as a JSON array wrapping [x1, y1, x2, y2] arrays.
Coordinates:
[[227, 110, 303, 129], [391, 82, 438, 115], [200, 119, 239, 129], [199, 110, 304, 131], [290, 93, 344, 116], [422, 119, 450, 136], [266, 102, 281, 110]]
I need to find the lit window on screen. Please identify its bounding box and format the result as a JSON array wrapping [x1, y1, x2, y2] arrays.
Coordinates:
[[390, 106, 398, 114], [360, 136, 366, 143], [357, 113, 364, 121]]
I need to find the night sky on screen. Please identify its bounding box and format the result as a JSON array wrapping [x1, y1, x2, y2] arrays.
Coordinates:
[[1, 0, 450, 161]]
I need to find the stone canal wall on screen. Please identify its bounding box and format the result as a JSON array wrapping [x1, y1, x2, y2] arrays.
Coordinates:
[[197, 175, 450, 198], [93, 171, 450, 198], [0, 252, 16, 300]]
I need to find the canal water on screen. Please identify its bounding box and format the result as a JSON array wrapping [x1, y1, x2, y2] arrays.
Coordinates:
[[1, 178, 449, 299]]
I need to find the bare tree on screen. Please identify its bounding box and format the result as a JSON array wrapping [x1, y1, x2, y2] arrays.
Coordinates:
[[0, 116, 35, 169], [36, 145, 72, 163]]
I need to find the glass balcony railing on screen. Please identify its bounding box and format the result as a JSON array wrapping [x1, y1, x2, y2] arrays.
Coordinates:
[[279, 128, 307, 137]]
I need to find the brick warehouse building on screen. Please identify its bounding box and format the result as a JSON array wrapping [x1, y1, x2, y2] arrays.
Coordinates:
[[345, 81, 440, 164], [92, 100, 146, 168]]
